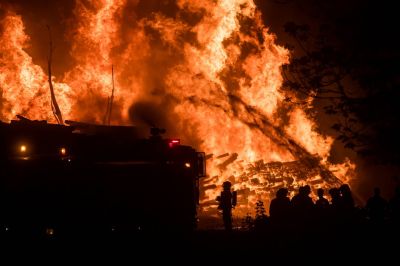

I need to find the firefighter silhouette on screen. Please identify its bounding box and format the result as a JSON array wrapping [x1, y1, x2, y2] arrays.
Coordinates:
[[216, 181, 237, 231]]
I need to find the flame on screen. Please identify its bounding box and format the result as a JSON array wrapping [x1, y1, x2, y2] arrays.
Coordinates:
[[286, 108, 333, 160], [63, 0, 128, 123], [0, 11, 71, 121], [0, 1, 356, 220]]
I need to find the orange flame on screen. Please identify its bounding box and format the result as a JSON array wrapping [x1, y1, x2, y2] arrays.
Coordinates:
[[0, 11, 71, 121], [0, 1, 356, 220], [63, 0, 128, 123]]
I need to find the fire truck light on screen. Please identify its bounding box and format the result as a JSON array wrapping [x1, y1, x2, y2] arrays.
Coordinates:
[[45, 228, 55, 236], [185, 163, 191, 168], [168, 139, 180, 148], [60, 147, 67, 156], [20, 145, 27, 153]]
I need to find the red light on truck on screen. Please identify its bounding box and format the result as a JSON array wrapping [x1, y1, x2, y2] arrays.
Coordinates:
[[168, 139, 180, 148]]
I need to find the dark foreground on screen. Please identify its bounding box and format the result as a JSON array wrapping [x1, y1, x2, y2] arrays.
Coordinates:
[[1, 222, 399, 263]]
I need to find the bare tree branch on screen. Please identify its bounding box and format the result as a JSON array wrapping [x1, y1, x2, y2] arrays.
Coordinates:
[[47, 25, 63, 125]]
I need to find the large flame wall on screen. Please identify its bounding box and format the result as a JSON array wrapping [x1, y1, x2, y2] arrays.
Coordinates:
[[0, 0, 355, 219]]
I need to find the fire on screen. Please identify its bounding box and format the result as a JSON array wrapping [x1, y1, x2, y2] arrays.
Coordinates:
[[286, 108, 333, 160], [0, 1, 356, 220], [63, 0, 129, 123], [0, 10, 72, 122]]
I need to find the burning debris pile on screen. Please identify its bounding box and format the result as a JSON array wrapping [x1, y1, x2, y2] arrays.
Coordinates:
[[0, 0, 356, 218], [200, 151, 353, 217]]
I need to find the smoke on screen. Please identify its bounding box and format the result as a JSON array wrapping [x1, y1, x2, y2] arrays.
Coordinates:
[[129, 100, 168, 128]]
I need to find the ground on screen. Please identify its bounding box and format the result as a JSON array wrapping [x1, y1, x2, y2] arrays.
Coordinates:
[[1, 222, 398, 263]]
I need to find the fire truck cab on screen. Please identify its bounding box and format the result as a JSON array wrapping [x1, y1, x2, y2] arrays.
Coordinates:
[[0, 118, 206, 236]]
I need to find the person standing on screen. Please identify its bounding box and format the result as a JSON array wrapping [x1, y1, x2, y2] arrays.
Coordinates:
[[366, 187, 387, 224], [216, 181, 237, 231]]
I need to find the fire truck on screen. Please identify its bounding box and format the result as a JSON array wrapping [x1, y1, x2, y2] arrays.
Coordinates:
[[0, 117, 206, 236]]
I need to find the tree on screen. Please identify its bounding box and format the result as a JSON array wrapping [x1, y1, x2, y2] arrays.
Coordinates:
[[254, 200, 269, 230], [47, 25, 63, 125], [280, 1, 400, 164], [241, 213, 254, 231]]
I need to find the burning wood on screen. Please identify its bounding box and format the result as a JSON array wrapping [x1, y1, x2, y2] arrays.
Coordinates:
[[201, 152, 349, 216], [218, 153, 238, 171], [216, 153, 230, 159], [205, 154, 214, 160]]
